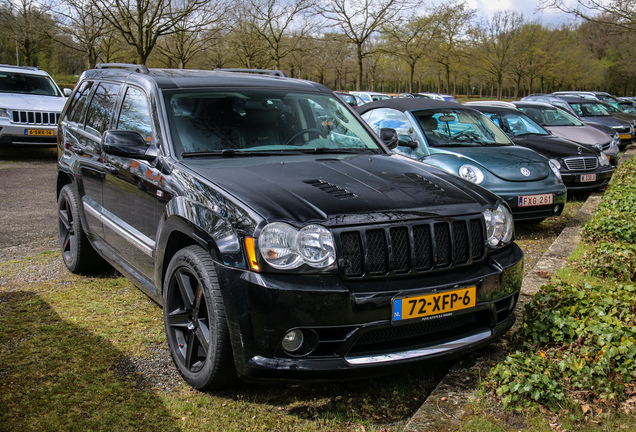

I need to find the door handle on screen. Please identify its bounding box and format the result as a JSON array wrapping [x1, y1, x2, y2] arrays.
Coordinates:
[[71, 145, 85, 155], [104, 163, 119, 175]]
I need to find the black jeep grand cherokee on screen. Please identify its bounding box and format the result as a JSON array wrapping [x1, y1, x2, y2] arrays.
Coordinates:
[[56, 64, 523, 390]]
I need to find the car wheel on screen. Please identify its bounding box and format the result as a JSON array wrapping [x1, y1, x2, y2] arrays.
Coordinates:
[[57, 184, 104, 273], [163, 245, 236, 390]]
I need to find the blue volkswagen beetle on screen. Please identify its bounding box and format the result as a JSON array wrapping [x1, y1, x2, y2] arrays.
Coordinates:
[[357, 98, 567, 222]]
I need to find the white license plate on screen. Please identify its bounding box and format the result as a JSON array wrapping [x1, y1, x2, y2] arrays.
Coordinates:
[[518, 193, 553, 207], [580, 174, 596, 182]]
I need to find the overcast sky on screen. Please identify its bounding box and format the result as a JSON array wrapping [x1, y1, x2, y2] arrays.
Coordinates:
[[466, 0, 580, 26]]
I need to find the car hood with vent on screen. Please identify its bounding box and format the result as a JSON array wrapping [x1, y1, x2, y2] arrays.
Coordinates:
[[182, 153, 501, 225]]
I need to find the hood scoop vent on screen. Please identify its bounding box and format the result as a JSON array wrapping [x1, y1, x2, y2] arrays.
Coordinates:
[[304, 179, 357, 200], [404, 172, 445, 192]]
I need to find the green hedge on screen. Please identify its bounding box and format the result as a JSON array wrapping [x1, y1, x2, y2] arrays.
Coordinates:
[[481, 156, 636, 413]]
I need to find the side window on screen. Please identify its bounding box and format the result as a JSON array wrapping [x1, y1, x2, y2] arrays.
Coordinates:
[[362, 108, 413, 136], [116, 87, 153, 142], [67, 81, 93, 124], [85, 82, 121, 138]]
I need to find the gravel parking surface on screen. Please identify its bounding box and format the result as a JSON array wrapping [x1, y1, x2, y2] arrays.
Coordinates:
[[0, 147, 59, 262]]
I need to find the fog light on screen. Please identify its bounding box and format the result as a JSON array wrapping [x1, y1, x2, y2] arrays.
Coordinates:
[[282, 329, 304, 353], [554, 205, 560, 214]]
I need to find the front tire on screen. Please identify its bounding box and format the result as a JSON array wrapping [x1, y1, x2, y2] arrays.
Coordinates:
[[57, 184, 104, 273], [163, 246, 236, 390]]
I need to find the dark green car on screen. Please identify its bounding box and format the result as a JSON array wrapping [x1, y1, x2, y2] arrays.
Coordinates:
[[357, 99, 567, 222]]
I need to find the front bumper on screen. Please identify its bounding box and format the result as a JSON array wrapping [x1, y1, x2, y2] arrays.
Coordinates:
[[216, 244, 524, 383], [0, 122, 58, 146], [561, 166, 613, 192], [495, 185, 567, 221]]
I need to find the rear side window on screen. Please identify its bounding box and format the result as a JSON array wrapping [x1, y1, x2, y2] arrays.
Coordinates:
[[67, 81, 93, 124], [116, 86, 153, 142], [85, 82, 121, 137]]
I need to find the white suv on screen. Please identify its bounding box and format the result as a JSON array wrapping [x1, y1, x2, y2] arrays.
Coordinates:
[[0, 64, 70, 146]]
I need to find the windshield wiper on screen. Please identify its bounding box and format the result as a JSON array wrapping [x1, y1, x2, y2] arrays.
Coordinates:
[[298, 147, 375, 154], [181, 149, 304, 158]]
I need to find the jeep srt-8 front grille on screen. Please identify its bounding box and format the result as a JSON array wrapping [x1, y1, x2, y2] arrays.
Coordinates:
[[11, 110, 60, 126], [337, 216, 485, 279]]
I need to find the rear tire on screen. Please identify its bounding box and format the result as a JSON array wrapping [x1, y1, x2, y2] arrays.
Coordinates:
[[163, 245, 236, 390], [57, 185, 105, 273]]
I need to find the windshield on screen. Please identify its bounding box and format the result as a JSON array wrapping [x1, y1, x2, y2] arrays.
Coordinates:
[[0, 72, 62, 97], [412, 108, 512, 147], [482, 111, 549, 137], [569, 102, 611, 117], [163, 89, 382, 157], [516, 105, 584, 127]]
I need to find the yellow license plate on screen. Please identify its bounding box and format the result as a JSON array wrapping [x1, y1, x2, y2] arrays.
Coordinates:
[[392, 286, 476, 322], [25, 129, 54, 136], [619, 134, 631, 140]]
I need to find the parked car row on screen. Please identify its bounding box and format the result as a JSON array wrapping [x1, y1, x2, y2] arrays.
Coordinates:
[[2, 62, 624, 390], [353, 92, 632, 224]]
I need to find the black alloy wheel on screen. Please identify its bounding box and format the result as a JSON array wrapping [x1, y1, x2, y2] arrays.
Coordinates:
[[163, 246, 235, 390], [57, 184, 103, 273]]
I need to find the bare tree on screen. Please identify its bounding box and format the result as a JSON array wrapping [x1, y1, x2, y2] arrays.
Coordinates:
[[1, 0, 56, 66], [476, 10, 526, 99], [87, 0, 220, 64], [226, 3, 271, 68], [427, 0, 476, 94], [542, 0, 636, 31], [319, 0, 411, 90], [156, 8, 226, 69], [248, 0, 316, 71], [53, 0, 110, 69], [382, 12, 442, 92]]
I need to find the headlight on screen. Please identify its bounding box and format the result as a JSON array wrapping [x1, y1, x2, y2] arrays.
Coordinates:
[[258, 222, 335, 270], [458, 164, 484, 184], [611, 134, 620, 147], [598, 152, 610, 166], [549, 159, 562, 179], [0, 108, 9, 118], [483, 204, 513, 248]]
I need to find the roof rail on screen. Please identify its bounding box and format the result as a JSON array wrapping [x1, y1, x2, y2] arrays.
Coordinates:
[[95, 63, 150, 74], [0, 64, 39, 71], [464, 101, 517, 109], [214, 68, 288, 77]]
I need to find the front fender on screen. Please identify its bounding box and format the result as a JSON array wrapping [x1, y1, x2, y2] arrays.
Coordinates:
[[155, 196, 248, 288]]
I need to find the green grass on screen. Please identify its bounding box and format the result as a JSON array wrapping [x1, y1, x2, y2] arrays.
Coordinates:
[[0, 253, 447, 432]]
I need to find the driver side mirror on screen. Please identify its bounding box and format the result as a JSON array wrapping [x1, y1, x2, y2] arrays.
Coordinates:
[[379, 128, 399, 149], [102, 130, 157, 161]]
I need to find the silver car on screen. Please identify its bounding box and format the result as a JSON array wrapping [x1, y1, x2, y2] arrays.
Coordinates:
[[0, 64, 69, 146]]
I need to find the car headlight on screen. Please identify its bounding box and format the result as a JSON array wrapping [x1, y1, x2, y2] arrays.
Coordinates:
[[598, 152, 610, 166], [549, 159, 562, 179], [258, 222, 335, 270], [483, 204, 513, 248], [0, 108, 9, 118], [458, 164, 484, 184], [611, 134, 620, 147]]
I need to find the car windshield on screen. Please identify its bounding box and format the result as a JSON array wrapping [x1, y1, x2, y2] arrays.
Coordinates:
[[482, 111, 549, 137], [0, 72, 61, 96], [412, 108, 512, 147], [618, 103, 636, 114], [516, 105, 584, 127], [164, 89, 382, 157], [569, 102, 611, 117]]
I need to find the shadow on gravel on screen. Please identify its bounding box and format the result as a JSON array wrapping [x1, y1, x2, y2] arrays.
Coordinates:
[[0, 146, 57, 162]]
